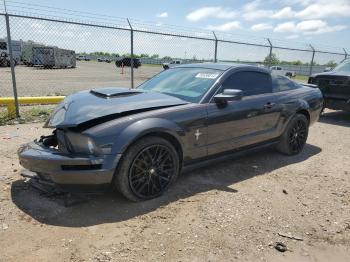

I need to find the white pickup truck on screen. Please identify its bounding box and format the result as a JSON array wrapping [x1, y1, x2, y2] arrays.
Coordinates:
[[270, 66, 296, 78], [163, 60, 182, 70]]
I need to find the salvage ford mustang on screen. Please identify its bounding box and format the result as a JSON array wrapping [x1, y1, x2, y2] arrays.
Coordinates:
[[18, 63, 323, 201]]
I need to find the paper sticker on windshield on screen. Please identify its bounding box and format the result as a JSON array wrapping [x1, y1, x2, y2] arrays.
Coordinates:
[[195, 73, 219, 79]]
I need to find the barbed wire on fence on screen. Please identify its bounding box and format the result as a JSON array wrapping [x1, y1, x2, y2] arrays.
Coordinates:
[[1, 0, 348, 56]]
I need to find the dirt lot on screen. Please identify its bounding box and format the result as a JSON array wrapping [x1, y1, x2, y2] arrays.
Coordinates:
[[0, 61, 162, 97], [0, 110, 349, 262]]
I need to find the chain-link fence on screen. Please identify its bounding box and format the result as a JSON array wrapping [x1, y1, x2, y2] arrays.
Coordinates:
[[0, 1, 349, 117]]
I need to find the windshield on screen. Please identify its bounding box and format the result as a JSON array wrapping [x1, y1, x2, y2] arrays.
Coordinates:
[[138, 67, 222, 102], [333, 60, 350, 72]]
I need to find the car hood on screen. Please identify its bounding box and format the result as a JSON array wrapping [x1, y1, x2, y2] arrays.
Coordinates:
[[312, 70, 350, 77], [45, 87, 189, 128]]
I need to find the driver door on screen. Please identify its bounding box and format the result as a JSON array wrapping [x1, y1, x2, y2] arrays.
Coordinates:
[[206, 70, 281, 156]]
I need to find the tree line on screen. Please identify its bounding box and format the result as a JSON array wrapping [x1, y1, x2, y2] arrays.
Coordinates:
[[76, 52, 174, 60], [263, 53, 338, 67], [76, 51, 339, 67]]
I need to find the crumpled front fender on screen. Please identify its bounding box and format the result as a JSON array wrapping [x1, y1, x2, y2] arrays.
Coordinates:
[[111, 117, 185, 154]]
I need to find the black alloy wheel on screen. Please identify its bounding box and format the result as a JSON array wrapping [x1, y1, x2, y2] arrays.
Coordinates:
[[288, 119, 307, 154], [276, 114, 309, 155], [114, 136, 179, 201], [129, 145, 176, 199]]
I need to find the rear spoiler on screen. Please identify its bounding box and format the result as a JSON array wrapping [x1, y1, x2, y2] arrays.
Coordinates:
[[297, 82, 318, 88]]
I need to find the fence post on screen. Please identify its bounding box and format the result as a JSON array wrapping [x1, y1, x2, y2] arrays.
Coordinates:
[[309, 44, 315, 76], [212, 31, 218, 63], [127, 18, 134, 89], [343, 48, 348, 60], [267, 38, 272, 68], [5, 13, 20, 118]]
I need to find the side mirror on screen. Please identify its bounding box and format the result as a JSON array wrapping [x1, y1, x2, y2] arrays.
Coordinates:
[[323, 67, 333, 72], [214, 89, 243, 106]]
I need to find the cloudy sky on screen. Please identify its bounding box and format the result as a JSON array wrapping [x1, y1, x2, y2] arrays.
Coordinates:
[[1, 0, 349, 63]]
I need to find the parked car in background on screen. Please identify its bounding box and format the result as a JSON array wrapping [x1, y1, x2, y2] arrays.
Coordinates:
[[163, 60, 182, 70], [98, 57, 112, 63], [115, 57, 141, 68], [308, 59, 350, 112], [76, 55, 90, 61], [270, 66, 296, 78], [18, 63, 323, 201]]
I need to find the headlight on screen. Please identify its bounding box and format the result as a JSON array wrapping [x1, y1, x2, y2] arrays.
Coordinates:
[[65, 132, 101, 155]]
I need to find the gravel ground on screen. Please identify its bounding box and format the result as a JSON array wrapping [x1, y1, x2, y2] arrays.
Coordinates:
[[0, 61, 162, 97], [0, 110, 349, 262]]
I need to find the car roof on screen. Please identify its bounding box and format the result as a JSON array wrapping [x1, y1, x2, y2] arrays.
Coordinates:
[[176, 62, 269, 73]]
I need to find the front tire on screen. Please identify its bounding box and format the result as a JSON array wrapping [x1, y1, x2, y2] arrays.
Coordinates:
[[114, 136, 180, 201], [276, 114, 309, 155]]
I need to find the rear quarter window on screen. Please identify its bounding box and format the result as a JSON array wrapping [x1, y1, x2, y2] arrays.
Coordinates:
[[272, 75, 300, 92]]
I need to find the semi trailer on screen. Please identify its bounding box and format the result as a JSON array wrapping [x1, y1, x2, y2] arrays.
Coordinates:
[[32, 47, 76, 68]]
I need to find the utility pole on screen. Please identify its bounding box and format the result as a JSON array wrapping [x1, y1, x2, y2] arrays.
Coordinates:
[[213, 31, 218, 63], [267, 38, 273, 68], [309, 44, 315, 76], [343, 48, 348, 60]]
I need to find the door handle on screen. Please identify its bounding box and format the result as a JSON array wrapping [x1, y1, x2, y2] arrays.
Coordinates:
[[264, 102, 276, 109]]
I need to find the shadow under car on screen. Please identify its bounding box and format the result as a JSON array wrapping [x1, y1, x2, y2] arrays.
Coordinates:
[[11, 143, 321, 227]]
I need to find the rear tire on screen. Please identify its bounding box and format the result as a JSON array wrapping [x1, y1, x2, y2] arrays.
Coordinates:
[[276, 114, 309, 155], [114, 136, 180, 201]]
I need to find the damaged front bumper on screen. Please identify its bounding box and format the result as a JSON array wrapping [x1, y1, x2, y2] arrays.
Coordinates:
[[324, 97, 350, 111], [18, 141, 121, 185]]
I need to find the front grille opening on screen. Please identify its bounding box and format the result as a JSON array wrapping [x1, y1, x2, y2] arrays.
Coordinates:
[[61, 164, 102, 171]]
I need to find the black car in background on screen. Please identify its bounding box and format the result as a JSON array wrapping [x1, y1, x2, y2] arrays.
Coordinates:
[[18, 64, 323, 201], [308, 59, 350, 112], [115, 57, 141, 68]]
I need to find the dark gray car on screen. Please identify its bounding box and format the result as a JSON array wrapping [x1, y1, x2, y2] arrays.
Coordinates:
[[18, 63, 323, 201]]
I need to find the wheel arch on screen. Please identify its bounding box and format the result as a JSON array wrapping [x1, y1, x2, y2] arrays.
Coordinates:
[[296, 109, 310, 124], [293, 99, 311, 123], [111, 118, 185, 163], [129, 131, 184, 166], [279, 100, 311, 135]]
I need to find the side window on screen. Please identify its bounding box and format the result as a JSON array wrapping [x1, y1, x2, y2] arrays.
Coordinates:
[[221, 71, 272, 96], [272, 75, 300, 92]]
